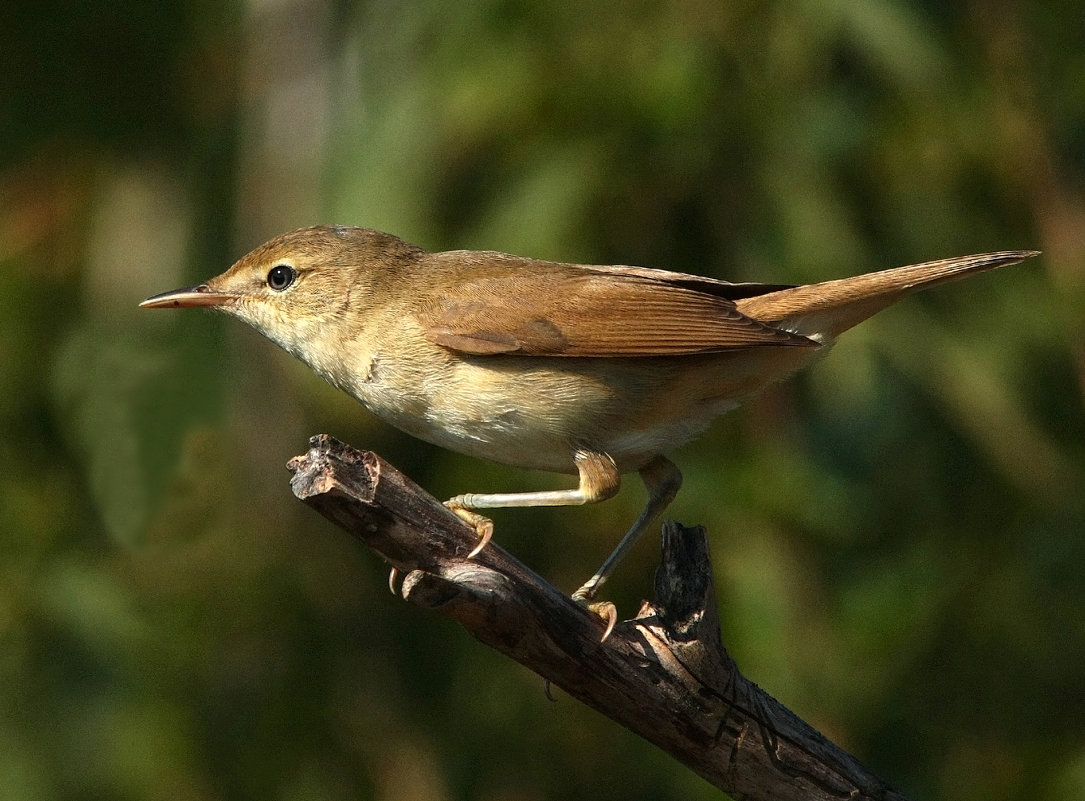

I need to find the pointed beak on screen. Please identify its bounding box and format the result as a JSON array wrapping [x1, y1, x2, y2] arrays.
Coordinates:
[[139, 284, 235, 309]]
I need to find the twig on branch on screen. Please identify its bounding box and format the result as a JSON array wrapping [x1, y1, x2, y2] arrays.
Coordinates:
[[287, 434, 909, 801]]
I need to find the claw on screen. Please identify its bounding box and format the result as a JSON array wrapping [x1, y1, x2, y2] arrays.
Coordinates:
[[543, 679, 557, 702], [571, 584, 618, 642], [587, 601, 618, 642], [388, 566, 400, 595], [443, 502, 494, 558]]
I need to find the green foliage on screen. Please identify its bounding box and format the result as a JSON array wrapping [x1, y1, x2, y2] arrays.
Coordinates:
[[2, 1, 1083, 799]]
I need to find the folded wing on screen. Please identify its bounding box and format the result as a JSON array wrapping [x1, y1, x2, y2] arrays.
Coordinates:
[[420, 268, 816, 357]]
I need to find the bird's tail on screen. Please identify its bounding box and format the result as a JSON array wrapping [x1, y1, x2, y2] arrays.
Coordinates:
[[735, 251, 1038, 342]]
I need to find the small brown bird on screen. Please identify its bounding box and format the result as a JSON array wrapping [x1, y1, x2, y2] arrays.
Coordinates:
[[142, 226, 1035, 628]]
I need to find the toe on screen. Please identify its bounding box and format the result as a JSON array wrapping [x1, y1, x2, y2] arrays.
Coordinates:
[[443, 501, 494, 558], [587, 601, 618, 642]]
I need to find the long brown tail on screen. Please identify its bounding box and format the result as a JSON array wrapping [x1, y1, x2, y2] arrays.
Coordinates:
[[735, 250, 1038, 341]]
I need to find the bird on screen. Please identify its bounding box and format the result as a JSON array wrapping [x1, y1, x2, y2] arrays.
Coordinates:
[[141, 225, 1036, 633]]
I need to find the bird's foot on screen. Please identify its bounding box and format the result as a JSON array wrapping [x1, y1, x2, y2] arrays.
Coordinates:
[[387, 503, 493, 598], [443, 501, 494, 558], [571, 583, 618, 642]]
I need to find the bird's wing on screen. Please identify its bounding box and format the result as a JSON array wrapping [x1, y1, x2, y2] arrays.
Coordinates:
[[417, 266, 816, 357], [578, 263, 795, 300]]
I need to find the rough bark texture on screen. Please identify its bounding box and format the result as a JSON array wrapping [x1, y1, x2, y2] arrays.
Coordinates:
[[287, 434, 909, 801]]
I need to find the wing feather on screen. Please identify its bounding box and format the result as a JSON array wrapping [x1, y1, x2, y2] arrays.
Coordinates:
[[419, 268, 815, 357]]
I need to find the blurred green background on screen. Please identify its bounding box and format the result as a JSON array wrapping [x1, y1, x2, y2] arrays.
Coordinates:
[[3, 1, 1083, 799]]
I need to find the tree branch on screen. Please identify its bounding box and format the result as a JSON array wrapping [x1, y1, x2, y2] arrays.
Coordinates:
[[287, 434, 909, 801]]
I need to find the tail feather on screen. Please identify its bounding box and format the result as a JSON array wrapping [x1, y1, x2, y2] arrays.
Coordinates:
[[735, 251, 1038, 342]]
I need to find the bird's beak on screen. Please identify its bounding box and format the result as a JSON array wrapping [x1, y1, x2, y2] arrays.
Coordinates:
[[139, 284, 235, 309]]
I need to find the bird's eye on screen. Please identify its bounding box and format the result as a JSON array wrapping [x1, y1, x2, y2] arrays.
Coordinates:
[[266, 264, 296, 291]]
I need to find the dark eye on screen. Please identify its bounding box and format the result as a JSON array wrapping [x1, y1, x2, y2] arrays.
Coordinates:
[[266, 264, 296, 291]]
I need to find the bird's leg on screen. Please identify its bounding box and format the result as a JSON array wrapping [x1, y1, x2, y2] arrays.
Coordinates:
[[444, 449, 623, 637], [445, 448, 620, 552], [571, 455, 682, 605], [388, 451, 620, 599]]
